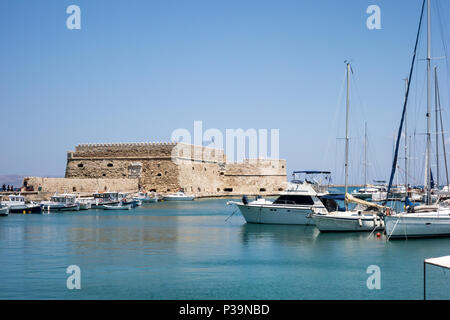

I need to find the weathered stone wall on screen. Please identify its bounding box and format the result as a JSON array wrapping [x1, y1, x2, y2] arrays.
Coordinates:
[[63, 142, 287, 197], [23, 177, 138, 195]]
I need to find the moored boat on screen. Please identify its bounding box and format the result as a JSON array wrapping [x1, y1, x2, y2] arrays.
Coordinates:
[[0, 206, 9, 216], [133, 191, 160, 203], [92, 192, 120, 208], [312, 194, 385, 232], [103, 203, 132, 210], [163, 191, 195, 201], [1, 194, 42, 214], [227, 173, 330, 225], [40, 194, 80, 212]]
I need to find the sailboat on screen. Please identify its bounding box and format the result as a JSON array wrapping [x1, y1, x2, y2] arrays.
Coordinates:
[[385, 0, 450, 239], [312, 62, 385, 232]]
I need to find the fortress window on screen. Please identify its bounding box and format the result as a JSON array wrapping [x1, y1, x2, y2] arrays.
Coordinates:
[[102, 174, 106, 177], [260, 188, 266, 192], [192, 167, 195, 170], [73, 187, 77, 192], [217, 188, 220, 192], [77, 163, 84, 168], [198, 187, 201, 192], [107, 163, 113, 167], [278, 188, 283, 191], [220, 172, 224, 176], [167, 189, 171, 192], [224, 188, 233, 192], [156, 173, 162, 176], [150, 189, 156, 192], [282, 165, 285, 168]]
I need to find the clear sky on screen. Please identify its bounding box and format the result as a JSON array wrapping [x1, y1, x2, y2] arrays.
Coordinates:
[[1, 0, 450, 185]]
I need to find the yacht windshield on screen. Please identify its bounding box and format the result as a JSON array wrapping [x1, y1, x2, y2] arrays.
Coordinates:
[[273, 195, 314, 205]]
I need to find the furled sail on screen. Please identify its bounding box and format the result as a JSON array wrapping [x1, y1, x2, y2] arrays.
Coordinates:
[[345, 193, 385, 209]]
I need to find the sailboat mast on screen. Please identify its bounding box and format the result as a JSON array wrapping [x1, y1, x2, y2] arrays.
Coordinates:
[[404, 78, 409, 191], [345, 62, 350, 209], [364, 122, 367, 189], [434, 66, 439, 190], [426, 0, 432, 204]]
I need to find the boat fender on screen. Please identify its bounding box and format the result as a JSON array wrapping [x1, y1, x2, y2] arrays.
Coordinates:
[[242, 195, 248, 205], [358, 218, 362, 227]]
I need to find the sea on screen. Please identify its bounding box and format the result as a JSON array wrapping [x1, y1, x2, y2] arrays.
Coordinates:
[[0, 193, 449, 300]]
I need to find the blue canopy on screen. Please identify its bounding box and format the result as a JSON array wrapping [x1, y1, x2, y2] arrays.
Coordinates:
[[320, 194, 345, 201], [293, 171, 331, 174]]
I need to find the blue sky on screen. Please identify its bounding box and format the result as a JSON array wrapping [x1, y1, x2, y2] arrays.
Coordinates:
[[1, 0, 450, 185]]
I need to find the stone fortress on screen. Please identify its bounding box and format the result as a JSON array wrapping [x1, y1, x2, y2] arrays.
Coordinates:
[[23, 142, 287, 198]]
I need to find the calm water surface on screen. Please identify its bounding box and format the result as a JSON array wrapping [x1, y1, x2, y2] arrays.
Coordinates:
[[0, 198, 449, 299]]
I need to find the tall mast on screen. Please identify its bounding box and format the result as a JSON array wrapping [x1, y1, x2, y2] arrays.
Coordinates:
[[434, 66, 439, 190], [345, 61, 351, 209], [364, 122, 367, 189], [404, 78, 409, 191], [425, 0, 432, 204]]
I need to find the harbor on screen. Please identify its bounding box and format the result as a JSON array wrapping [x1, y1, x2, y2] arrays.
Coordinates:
[[0, 197, 449, 300], [1, 0, 450, 303]]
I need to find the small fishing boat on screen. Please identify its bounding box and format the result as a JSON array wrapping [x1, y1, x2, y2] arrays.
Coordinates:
[[121, 198, 141, 208], [40, 194, 80, 212], [163, 191, 195, 201], [133, 191, 159, 203], [0, 206, 9, 216], [1, 194, 42, 214], [103, 203, 132, 210], [77, 197, 93, 210], [92, 192, 120, 208]]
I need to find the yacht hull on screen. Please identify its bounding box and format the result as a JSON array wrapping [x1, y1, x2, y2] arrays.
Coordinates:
[[9, 205, 42, 214], [312, 214, 384, 232], [235, 203, 317, 225], [385, 214, 450, 239], [163, 196, 195, 201]]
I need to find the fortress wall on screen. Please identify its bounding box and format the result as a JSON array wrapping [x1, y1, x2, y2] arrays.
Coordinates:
[[177, 160, 224, 196], [62, 142, 287, 197], [72, 142, 177, 157], [139, 159, 181, 193], [23, 177, 139, 195]]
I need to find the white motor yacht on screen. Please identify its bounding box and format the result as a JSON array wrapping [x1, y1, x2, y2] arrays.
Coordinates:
[[227, 179, 329, 225]]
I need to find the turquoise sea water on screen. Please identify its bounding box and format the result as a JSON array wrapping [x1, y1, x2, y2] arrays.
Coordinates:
[[0, 198, 449, 300]]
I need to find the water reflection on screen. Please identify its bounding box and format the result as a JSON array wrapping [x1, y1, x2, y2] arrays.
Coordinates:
[[239, 223, 320, 245]]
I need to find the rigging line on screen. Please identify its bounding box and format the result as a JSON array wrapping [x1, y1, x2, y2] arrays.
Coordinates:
[[321, 70, 347, 173], [385, 0, 426, 205], [435, 0, 450, 110], [437, 71, 450, 186]]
